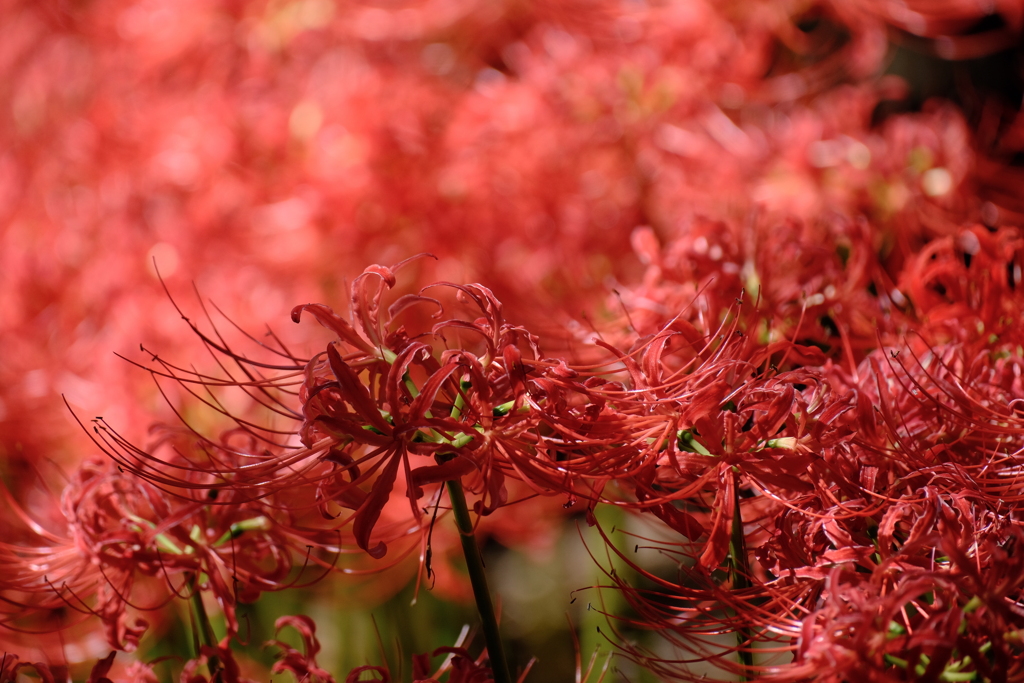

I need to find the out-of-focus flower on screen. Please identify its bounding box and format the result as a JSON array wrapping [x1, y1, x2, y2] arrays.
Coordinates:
[[267, 615, 336, 683], [1, 449, 334, 651], [899, 224, 1024, 346]]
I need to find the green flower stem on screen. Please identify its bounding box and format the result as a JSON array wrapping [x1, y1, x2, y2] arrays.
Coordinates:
[[451, 380, 469, 420], [187, 573, 222, 679], [729, 468, 754, 679], [445, 478, 513, 683], [405, 370, 510, 681]]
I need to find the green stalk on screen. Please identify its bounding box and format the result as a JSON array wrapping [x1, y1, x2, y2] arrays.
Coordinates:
[[411, 370, 510, 683], [729, 469, 754, 679], [188, 573, 222, 680], [445, 478, 513, 683]]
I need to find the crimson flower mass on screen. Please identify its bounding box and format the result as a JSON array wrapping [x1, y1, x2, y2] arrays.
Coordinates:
[[2, 0, 1024, 681]]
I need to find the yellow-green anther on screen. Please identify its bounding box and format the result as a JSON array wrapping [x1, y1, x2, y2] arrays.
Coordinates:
[[946, 656, 971, 672], [451, 432, 475, 448], [678, 430, 711, 455], [214, 516, 272, 546], [493, 400, 515, 417], [884, 654, 909, 669], [126, 513, 183, 554], [125, 513, 155, 530], [154, 533, 184, 555], [887, 621, 906, 639]]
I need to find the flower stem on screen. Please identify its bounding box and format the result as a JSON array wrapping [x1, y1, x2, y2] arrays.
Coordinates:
[[445, 478, 513, 683], [188, 573, 222, 680], [729, 469, 754, 679]]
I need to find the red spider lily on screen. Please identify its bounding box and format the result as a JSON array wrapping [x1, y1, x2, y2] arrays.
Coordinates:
[[899, 224, 1024, 347], [1, 0, 1004, 518], [593, 475, 1024, 681], [4, 2, 1024, 680], [0, 652, 158, 683], [518, 224, 1024, 679], [840, 341, 1024, 498], [179, 640, 260, 683], [290, 271, 685, 552], [265, 612, 504, 683], [1, 458, 149, 651], [585, 323, 1024, 680], [48, 241, 1024, 681], [616, 215, 896, 373], [111, 258, 639, 558], [784, 516, 1024, 682], [0, 449, 337, 651], [275, 263, 555, 556], [78, 259, 525, 562], [267, 615, 335, 683]]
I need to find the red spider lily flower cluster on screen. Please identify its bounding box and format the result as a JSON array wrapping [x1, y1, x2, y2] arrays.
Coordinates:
[[3, 0, 1024, 680], [582, 218, 1024, 680], [2, 0, 1016, 488], [1, 444, 338, 652], [44, 218, 1023, 680]]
